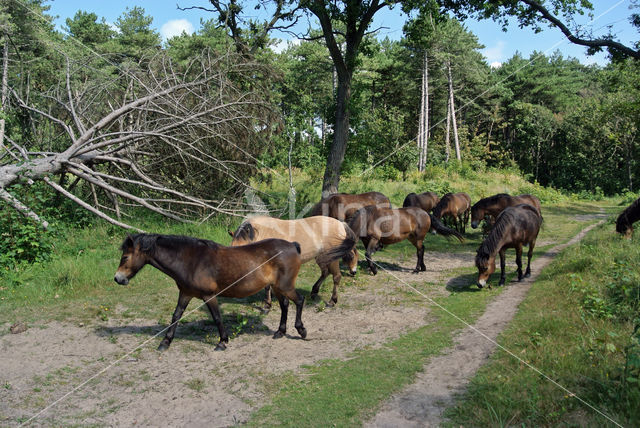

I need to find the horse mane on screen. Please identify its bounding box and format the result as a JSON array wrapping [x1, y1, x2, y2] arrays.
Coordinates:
[[433, 193, 454, 218], [122, 233, 220, 254], [475, 207, 517, 268], [233, 221, 256, 242], [616, 197, 640, 232]]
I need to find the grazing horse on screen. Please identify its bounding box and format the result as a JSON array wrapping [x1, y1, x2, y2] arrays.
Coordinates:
[[432, 192, 472, 234], [402, 192, 440, 213], [616, 196, 640, 238], [475, 204, 542, 288], [230, 216, 357, 307], [471, 193, 542, 229], [348, 206, 464, 275], [309, 191, 391, 222], [114, 234, 306, 351]]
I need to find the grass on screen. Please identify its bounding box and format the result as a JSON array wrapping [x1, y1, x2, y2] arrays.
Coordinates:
[[443, 221, 640, 427]]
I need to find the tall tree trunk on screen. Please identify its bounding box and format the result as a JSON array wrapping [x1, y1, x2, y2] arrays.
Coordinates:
[[322, 73, 352, 197], [417, 50, 429, 172], [447, 61, 461, 161], [445, 97, 451, 163], [0, 38, 8, 151]]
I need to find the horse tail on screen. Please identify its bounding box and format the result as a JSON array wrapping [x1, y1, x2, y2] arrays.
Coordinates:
[[315, 223, 357, 266], [402, 193, 415, 208], [429, 213, 464, 242], [293, 241, 301, 255], [309, 201, 323, 217]]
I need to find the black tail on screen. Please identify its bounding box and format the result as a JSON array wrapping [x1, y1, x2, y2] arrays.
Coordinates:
[[293, 241, 301, 254], [315, 223, 357, 266], [429, 213, 464, 242], [402, 193, 416, 208]]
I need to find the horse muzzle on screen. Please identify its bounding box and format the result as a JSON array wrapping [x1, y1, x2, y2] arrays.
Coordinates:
[[349, 268, 357, 276], [114, 272, 129, 285], [471, 221, 479, 229], [477, 279, 486, 288]]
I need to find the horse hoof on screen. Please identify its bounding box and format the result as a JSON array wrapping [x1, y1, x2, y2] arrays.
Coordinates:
[[273, 330, 285, 339], [215, 342, 227, 351], [157, 342, 169, 352], [327, 300, 336, 308], [297, 327, 307, 339], [310, 293, 319, 301], [524, 272, 531, 278], [370, 270, 378, 276], [412, 269, 420, 274]]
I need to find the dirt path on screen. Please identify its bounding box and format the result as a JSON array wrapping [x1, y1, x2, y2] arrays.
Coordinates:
[[365, 218, 606, 428]]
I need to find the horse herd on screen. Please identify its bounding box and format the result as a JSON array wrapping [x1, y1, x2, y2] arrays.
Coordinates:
[[113, 190, 554, 352]]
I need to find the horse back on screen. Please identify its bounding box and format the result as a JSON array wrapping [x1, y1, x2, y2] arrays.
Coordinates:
[[514, 194, 541, 214], [212, 239, 302, 298]]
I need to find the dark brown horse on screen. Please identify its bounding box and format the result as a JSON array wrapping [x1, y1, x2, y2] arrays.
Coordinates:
[[616, 196, 640, 238], [349, 206, 463, 275], [402, 192, 440, 212], [432, 192, 471, 234], [114, 234, 306, 351], [309, 191, 391, 222], [475, 204, 542, 288], [471, 193, 542, 229]]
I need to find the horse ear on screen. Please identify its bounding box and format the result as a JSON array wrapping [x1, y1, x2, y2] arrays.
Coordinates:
[[228, 230, 234, 238]]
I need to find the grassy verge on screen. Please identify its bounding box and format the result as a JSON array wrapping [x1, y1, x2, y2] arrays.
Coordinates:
[[247, 289, 498, 427], [444, 221, 639, 427]]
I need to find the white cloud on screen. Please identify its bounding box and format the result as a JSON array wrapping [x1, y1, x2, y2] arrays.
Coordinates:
[[482, 41, 506, 63], [490, 61, 502, 69], [160, 19, 195, 41]]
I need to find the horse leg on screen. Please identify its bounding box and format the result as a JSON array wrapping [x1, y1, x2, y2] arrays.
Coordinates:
[[263, 285, 272, 312], [365, 237, 380, 275], [273, 291, 289, 339], [158, 291, 192, 351], [498, 249, 507, 286], [408, 234, 426, 273], [310, 263, 330, 301], [279, 287, 307, 339], [515, 244, 524, 281], [327, 260, 341, 306], [203, 295, 229, 351], [525, 241, 535, 278]]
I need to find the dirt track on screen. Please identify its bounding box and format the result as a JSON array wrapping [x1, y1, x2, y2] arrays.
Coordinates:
[[0, 216, 603, 427]]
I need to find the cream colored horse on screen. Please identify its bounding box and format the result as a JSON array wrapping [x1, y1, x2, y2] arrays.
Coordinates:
[[230, 216, 358, 307]]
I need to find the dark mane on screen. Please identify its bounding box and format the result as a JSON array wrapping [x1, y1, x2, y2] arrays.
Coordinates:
[[233, 221, 256, 241], [121, 233, 220, 254], [473, 193, 511, 210], [433, 193, 454, 218], [616, 197, 640, 233]]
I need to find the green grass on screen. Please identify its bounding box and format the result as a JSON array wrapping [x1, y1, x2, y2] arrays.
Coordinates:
[[444, 222, 640, 427]]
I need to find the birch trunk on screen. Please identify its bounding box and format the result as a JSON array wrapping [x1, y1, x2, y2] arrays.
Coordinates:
[[447, 61, 461, 161], [417, 50, 429, 172]]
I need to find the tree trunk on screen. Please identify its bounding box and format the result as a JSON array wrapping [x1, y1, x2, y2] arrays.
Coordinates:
[[445, 97, 451, 163], [322, 73, 352, 197], [417, 50, 429, 172], [447, 61, 461, 161], [0, 37, 8, 151]]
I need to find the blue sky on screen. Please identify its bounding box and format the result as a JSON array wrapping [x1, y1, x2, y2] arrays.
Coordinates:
[[46, 0, 637, 66]]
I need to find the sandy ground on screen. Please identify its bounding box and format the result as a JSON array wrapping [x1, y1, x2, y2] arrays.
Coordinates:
[[0, 215, 603, 427], [366, 219, 606, 428]]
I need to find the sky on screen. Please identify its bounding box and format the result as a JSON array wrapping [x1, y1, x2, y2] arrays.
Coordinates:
[[45, 0, 638, 67]]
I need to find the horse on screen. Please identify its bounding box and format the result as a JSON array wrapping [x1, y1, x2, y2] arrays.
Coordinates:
[[475, 204, 543, 289], [432, 192, 472, 234], [309, 191, 391, 222], [348, 206, 464, 275], [114, 234, 307, 351], [230, 216, 357, 307], [402, 192, 440, 213], [471, 193, 542, 230], [616, 196, 640, 238]]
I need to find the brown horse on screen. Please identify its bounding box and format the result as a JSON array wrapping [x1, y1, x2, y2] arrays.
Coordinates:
[[432, 192, 472, 234], [402, 192, 440, 212], [471, 193, 542, 229], [616, 196, 640, 238], [309, 191, 391, 222], [230, 216, 357, 306], [475, 204, 542, 288], [114, 234, 306, 351], [348, 206, 464, 275]]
